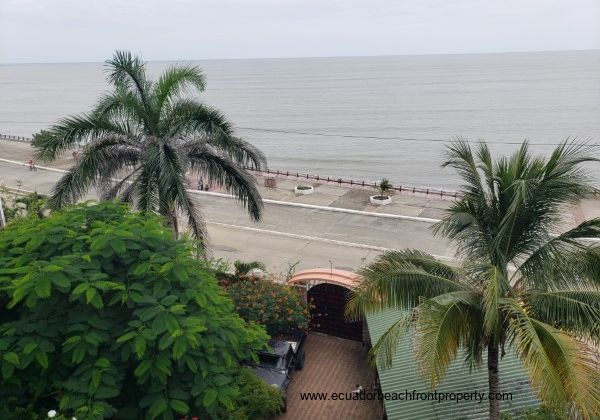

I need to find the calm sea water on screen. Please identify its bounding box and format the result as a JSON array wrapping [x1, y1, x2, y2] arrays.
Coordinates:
[[1, 50, 599, 189]]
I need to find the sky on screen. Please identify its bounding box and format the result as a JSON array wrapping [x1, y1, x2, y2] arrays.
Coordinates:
[[0, 0, 599, 63]]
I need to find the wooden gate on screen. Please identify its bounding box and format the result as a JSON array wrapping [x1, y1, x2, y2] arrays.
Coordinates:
[[308, 283, 363, 341]]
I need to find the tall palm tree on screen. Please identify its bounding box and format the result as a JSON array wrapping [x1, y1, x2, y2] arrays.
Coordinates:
[[348, 140, 600, 419], [33, 51, 265, 246]]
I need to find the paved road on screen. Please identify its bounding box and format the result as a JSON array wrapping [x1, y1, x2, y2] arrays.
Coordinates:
[[0, 158, 455, 273]]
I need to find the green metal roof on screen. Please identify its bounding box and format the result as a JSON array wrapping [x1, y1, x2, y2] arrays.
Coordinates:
[[366, 309, 539, 420]]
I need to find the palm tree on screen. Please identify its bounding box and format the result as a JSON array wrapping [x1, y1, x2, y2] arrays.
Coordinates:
[[33, 51, 265, 246], [348, 140, 600, 419]]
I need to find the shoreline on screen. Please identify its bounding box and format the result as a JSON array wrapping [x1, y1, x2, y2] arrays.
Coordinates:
[[0, 133, 461, 198]]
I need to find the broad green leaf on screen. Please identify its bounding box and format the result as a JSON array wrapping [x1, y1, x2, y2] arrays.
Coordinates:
[[131, 262, 150, 276], [194, 294, 207, 308], [116, 331, 137, 344], [35, 351, 48, 369], [50, 272, 70, 289], [63, 335, 82, 347], [91, 369, 102, 391], [152, 313, 167, 334], [218, 394, 234, 410], [213, 375, 231, 386], [3, 352, 20, 366], [148, 398, 168, 418], [95, 358, 110, 368], [203, 389, 218, 407], [90, 292, 104, 309], [169, 400, 189, 414], [184, 356, 197, 373], [172, 336, 186, 360], [172, 265, 188, 282], [35, 276, 51, 298], [135, 336, 146, 358], [159, 262, 174, 275], [158, 334, 173, 351], [85, 332, 104, 346], [86, 287, 96, 304], [165, 314, 179, 333], [25, 235, 44, 251], [134, 359, 152, 377], [160, 295, 178, 306], [111, 240, 126, 254], [44, 264, 63, 273], [139, 306, 161, 322], [141, 329, 156, 341], [23, 342, 37, 354], [72, 346, 86, 364], [1, 362, 14, 379], [71, 282, 90, 297]]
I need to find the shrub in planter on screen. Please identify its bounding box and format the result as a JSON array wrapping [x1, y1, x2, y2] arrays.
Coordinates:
[[294, 185, 314, 195], [226, 278, 309, 335], [375, 178, 392, 199], [0, 202, 268, 420], [370, 178, 393, 205]]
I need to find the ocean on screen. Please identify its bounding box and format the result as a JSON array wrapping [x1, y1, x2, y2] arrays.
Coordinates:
[[1, 50, 599, 189]]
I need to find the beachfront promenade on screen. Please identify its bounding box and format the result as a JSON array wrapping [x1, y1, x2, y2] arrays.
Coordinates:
[[1, 139, 598, 272]]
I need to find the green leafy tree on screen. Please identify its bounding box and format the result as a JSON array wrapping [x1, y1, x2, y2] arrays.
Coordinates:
[[348, 140, 600, 419], [0, 202, 269, 419], [32, 51, 266, 245]]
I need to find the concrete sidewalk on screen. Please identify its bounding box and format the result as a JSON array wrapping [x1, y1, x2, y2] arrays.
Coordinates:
[[1, 138, 598, 273], [0, 139, 453, 220]]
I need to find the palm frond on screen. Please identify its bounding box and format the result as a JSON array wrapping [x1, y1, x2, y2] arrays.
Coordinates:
[[161, 99, 234, 139], [100, 165, 142, 201], [204, 135, 267, 169], [32, 114, 132, 162], [46, 137, 139, 209], [347, 250, 468, 317], [154, 65, 206, 111], [441, 139, 488, 202], [481, 265, 509, 336], [414, 291, 483, 386], [187, 144, 263, 221], [93, 88, 147, 131], [105, 50, 157, 132], [516, 220, 600, 290], [502, 298, 600, 417], [524, 290, 600, 344], [369, 310, 415, 368]]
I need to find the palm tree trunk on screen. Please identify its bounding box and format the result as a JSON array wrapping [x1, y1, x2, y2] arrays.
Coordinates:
[[171, 211, 179, 239], [488, 341, 500, 420]]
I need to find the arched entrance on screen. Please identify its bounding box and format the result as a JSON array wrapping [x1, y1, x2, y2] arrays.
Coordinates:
[[288, 268, 363, 341], [308, 283, 363, 341]]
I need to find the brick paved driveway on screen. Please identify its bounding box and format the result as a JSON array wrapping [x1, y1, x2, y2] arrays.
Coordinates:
[[278, 333, 384, 420]]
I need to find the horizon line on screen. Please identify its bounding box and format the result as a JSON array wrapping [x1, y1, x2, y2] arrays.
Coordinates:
[[1, 47, 598, 66]]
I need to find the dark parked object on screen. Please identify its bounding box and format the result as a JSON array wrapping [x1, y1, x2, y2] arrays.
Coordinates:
[[249, 332, 306, 412]]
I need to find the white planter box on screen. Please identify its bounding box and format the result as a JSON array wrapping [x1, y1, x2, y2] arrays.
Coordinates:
[[295, 186, 314, 195], [370, 195, 392, 205]]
